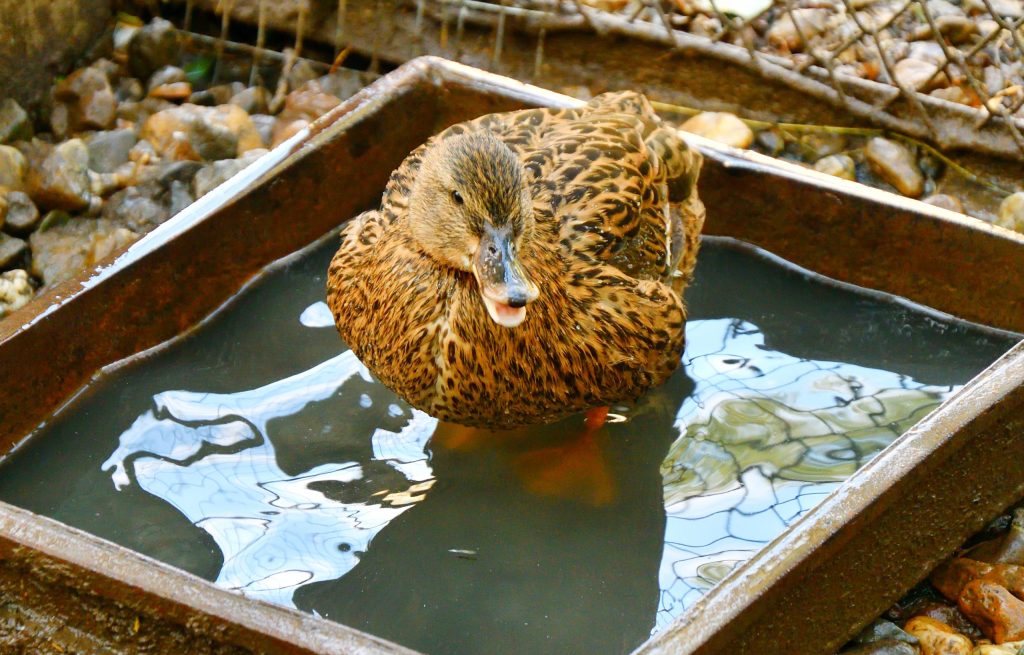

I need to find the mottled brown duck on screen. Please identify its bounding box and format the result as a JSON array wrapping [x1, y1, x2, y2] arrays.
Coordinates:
[[327, 91, 705, 430]]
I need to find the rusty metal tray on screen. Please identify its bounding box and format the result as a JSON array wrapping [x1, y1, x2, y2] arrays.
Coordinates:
[[0, 57, 1023, 654]]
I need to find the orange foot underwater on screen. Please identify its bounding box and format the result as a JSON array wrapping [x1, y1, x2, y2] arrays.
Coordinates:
[[433, 407, 617, 507]]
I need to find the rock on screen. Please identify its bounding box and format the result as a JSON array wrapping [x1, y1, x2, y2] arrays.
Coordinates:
[[0, 233, 27, 269], [756, 129, 784, 155], [766, 8, 830, 51], [87, 129, 138, 174], [853, 619, 920, 646], [2, 191, 40, 236], [0, 269, 33, 317], [38, 210, 72, 232], [894, 58, 948, 92], [689, 14, 724, 38], [922, 194, 964, 213], [903, 616, 972, 654], [23, 139, 97, 212], [580, 0, 629, 10], [229, 86, 269, 115], [128, 139, 159, 166], [969, 509, 1024, 565], [930, 87, 974, 106], [205, 83, 246, 106], [270, 118, 309, 148], [959, 579, 1024, 643], [974, 641, 1024, 655], [926, 0, 965, 16], [285, 54, 320, 92], [148, 82, 193, 101], [934, 558, 1024, 600], [29, 218, 138, 287], [147, 65, 187, 90], [116, 77, 146, 103], [841, 640, 919, 655], [799, 132, 847, 159], [814, 154, 857, 181], [680, 112, 754, 149], [865, 137, 924, 197], [250, 114, 275, 148], [167, 180, 193, 216], [0, 99, 32, 144], [113, 21, 140, 58], [985, 66, 1006, 96], [102, 183, 170, 233], [192, 148, 268, 198], [142, 104, 264, 161], [117, 98, 175, 128], [966, 0, 1023, 17], [129, 18, 181, 82], [908, 602, 984, 640], [314, 70, 371, 101], [51, 65, 118, 136], [157, 160, 204, 189], [996, 192, 1024, 233], [280, 80, 342, 122], [908, 41, 946, 66], [0, 146, 28, 191]]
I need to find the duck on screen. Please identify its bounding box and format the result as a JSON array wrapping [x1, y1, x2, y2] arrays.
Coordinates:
[[326, 91, 705, 430]]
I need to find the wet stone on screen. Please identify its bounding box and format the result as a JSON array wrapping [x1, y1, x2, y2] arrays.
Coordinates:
[[969, 509, 1024, 565], [0, 99, 32, 145], [29, 218, 138, 287], [865, 137, 924, 197], [680, 112, 754, 149], [142, 104, 264, 161], [2, 191, 40, 236], [904, 616, 972, 654], [129, 18, 181, 82], [0, 146, 27, 191], [24, 139, 96, 212], [87, 129, 138, 174], [0, 269, 33, 317], [922, 194, 963, 214], [996, 192, 1024, 233], [148, 82, 193, 101], [0, 233, 27, 269], [958, 579, 1024, 643], [52, 65, 118, 136], [909, 602, 984, 640], [814, 154, 857, 181]]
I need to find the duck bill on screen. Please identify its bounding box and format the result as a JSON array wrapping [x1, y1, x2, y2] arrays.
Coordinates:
[[473, 228, 539, 329]]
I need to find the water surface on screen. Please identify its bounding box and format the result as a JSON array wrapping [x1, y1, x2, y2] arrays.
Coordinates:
[[0, 234, 1016, 655]]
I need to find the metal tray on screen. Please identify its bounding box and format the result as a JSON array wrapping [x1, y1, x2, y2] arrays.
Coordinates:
[[0, 57, 1022, 654]]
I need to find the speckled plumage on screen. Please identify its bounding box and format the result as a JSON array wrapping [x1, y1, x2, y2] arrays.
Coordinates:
[[327, 91, 705, 429]]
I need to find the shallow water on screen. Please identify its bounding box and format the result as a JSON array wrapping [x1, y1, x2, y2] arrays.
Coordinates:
[[0, 234, 1017, 655]]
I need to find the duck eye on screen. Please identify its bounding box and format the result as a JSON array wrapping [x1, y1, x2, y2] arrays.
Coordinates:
[[451, 190, 464, 205]]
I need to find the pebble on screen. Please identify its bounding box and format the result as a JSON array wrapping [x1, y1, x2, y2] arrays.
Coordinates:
[[814, 154, 857, 181], [192, 148, 268, 198], [0, 145, 28, 191], [755, 129, 784, 155], [958, 579, 1024, 643], [29, 218, 138, 287], [147, 65, 187, 91], [766, 8, 830, 51], [908, 41, 947, 66], [271, 118, 309, 148], [922, 194, 964, 213], [0, 269, 33, 317], [909, 602, 984, 640], [51, 65, 118, 136], [0, 233, 27, 269], [2, 191, 40, 236], [974, 640, 1024, 655], [930, 87, 974, 106], [799, 132, 847, 159], [129, 18, 181, 82], [853, 619, 921, 646], [0, 99, 32, 145], [87, 129, 138, 174], [680, 112, 754, 149], [141, 104, 264, 161], [167, 179, 193, 216], [229, 86, 269, 115], [969, 509, 1024, 565], [156, 160, 204, 189], [893, 58, 947, 92], [904, 616, 972, 655], [279, 80, 343, 123], [250, 114, 276, 148], [966, 0, 1023, 17], [841, 641, 918, 655], [23, 139, 97, 212], [865, 137, 924, 197], [116, 77, 146, 103], [102, 183, 170, 233], [148, 82, 193, 101], [996, 192, 1024, 233]]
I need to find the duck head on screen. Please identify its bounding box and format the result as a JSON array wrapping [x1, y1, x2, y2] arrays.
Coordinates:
[[408, 132, 539, 328]]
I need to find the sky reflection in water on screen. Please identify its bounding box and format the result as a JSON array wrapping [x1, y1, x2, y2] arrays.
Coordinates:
[[100, 303, 955, 626]]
